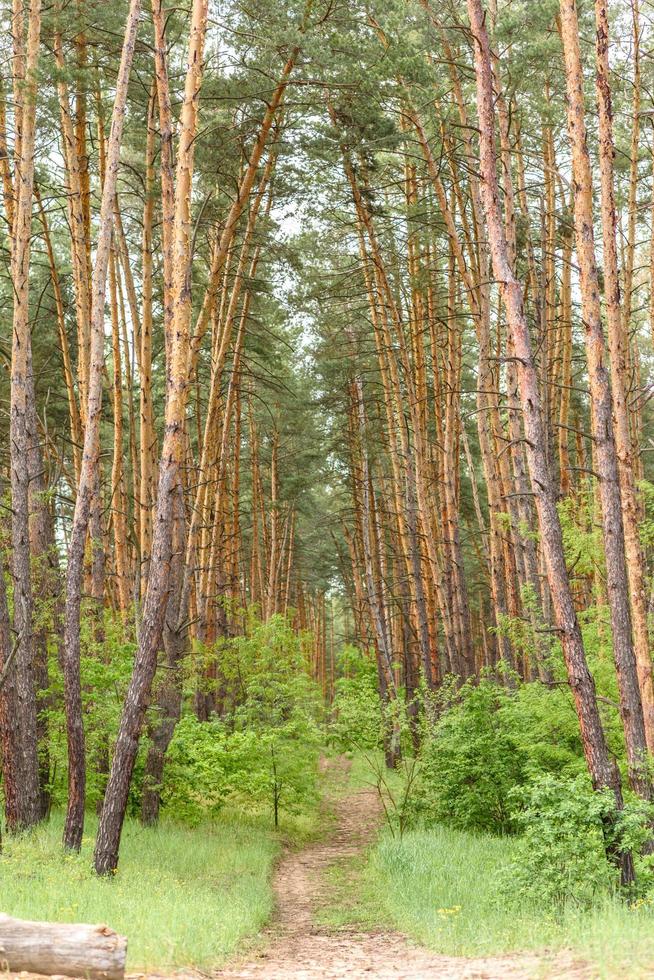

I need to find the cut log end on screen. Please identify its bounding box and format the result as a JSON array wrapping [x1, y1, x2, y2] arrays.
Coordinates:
[[0, 914, 127, 980]]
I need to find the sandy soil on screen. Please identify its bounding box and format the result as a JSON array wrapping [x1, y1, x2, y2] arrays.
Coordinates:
[[213, 757, 592, 980]]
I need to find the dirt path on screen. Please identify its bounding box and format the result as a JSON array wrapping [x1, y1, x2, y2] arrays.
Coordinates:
[[216, 758, 590, 980]]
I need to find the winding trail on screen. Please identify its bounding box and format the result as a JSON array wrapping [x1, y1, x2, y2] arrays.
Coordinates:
[[216, 758, 590, 980]]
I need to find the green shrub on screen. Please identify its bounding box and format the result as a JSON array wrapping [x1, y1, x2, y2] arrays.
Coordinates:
[[501, 683, 587, 778], [501, 774, 654, 909], [414, 680, 527, 833], [413, 680, 587, 834], [197, 612, 324, 729], [329, 645, 384, 751], [161, 616, 324, 826], [37, 608, 325, 828], [163, 715, 320, 827]]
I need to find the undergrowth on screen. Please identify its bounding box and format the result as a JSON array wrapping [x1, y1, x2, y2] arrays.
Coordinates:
[[365, 823, 654, 977], [0, 810, 278, 970]]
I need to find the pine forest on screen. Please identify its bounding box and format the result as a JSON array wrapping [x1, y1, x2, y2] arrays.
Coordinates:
[[3, 0, 654, 976]]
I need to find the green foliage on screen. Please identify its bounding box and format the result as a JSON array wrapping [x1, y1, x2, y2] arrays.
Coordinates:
[[558, 491, 604, 584], [329, 645, 384, 751], [507, 778, 609, 907], [492, 613, 535, 667], [43, 611, 140, 811], [502, 774, 654, 910], [162, 614, 323, 828], [413, 681, 527, 833], [163, 716, 320, 828], [364, 822, 654, 972], [637, 481, 654, 550], [195, 613, 323, 729], [412, 679, 587, 834], [35, 608, 325, 830], [501, 683, 587, 777]]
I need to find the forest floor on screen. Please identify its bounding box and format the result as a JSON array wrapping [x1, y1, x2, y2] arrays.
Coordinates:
[[0, 756, 605, 979], [209, 756, 591, 980]]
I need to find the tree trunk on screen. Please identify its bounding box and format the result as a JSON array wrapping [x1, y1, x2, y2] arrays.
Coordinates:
[[559, 0, 651, 798], [140, 485, 186, 825], [94, 0, 209, 875], [139, 87, 158, 588], [0, 546, 19, 838], [62, 0, 142, 852], [593, 0, 654, 755], [466, 0, 633, 884], [6, 0, 43, 833]]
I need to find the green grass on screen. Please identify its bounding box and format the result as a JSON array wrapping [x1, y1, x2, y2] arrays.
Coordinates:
[[365, 825, 654, 977], [0, 810, 278, 970], [315, 850, 377, 930], [330, 754, 654, 975], [337, 748, 409, 797], [338, 749, 378, 789], [366, 827, 558, 952]]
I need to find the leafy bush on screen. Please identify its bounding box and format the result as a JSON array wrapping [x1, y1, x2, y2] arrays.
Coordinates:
[[413, 679, 587, 834], [501, 683, 587, 778], [196, 612, 324, 730], [329, 645, 384, 751], [163, 716, 320, 826], [37, 607, 325, 828], [162, 614, 324, 826], [413, 680, 527, 833], [501, 774, 654, 909], [558, 490, 604, 585]]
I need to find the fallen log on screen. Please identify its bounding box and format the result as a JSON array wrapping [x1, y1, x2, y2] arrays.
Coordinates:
[[0, 913, 127, 980]]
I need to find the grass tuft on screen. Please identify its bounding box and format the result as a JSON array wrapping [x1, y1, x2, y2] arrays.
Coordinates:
[[367, 825, 654, 976], [0, 810, 278, 970]]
